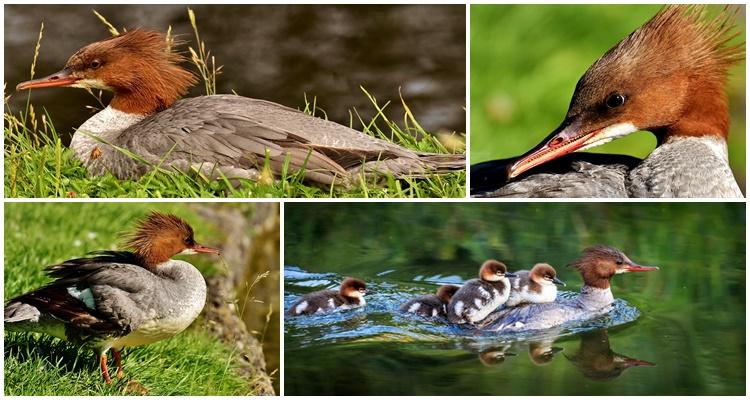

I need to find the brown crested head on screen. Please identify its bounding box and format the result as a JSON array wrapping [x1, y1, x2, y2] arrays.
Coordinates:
[[530, 263, 564, 286], [125, 211, 219, 269], [568, 245, 658, 289], [571, 5, 743, 140], [17, 29, 198, 115], [508, 6, 744, 178], [340, 277, 367, 298], [436, 284, 460, 303], [479, 259, 508, 282]]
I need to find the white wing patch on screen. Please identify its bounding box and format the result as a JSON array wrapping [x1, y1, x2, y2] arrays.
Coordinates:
[[294, 301, 309, 315], [67, 287, 96, 309], [454, 301, 464, 316], [408, 302, 422, 313]]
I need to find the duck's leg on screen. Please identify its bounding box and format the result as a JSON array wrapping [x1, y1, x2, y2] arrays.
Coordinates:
[[113, 349, 124, 379], [100, 352, 113, 384]]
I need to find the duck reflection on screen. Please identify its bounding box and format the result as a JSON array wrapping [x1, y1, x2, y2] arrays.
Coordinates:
[[472, 328, 654, 381], [565, 329, 655, 380]]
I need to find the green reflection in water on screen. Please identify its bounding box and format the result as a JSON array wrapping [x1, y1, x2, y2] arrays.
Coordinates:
[[284, 203, 745, 395]]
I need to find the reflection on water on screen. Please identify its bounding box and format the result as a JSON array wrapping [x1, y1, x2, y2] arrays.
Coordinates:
[[284, 203, 745, 395], [5, 4, 465, 143]]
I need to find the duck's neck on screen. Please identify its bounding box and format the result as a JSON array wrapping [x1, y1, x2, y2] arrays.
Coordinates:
[[578, 285, 614, 310], [70, 105, 146, 163]]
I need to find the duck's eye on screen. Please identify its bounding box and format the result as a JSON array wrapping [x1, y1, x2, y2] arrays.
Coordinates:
[[184, 236, 194, 245], [606, 93, 626, 108], [616, 260, 623, 265], [90, 59, 103, 69]]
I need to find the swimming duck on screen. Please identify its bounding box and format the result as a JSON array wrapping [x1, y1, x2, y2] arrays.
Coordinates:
[[399, 284, 460, 317], [505, 263, 566, 307], [287, 277, 367, 316], [447, 260, 516, 324]]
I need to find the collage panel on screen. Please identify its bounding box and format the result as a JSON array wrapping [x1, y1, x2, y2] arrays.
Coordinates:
[[5, 4, 465, 199], [4, 202, 280, 395], [283, 202, 745, 395], [470, 4, 745, 198]]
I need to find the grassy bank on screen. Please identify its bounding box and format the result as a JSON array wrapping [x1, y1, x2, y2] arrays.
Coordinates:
[[5, 9, 465, 198], [4, 203, 268, 395]]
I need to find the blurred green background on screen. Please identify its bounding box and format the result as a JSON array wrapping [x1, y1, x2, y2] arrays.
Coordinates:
[[470, 5, 746, 192]]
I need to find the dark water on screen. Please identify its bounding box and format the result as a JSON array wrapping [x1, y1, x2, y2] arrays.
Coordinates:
[[4, 4, 465, 142], [284, 203, 746, 395]]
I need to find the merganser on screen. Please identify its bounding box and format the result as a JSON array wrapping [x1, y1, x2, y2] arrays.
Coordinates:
[[287, 277, 367, 316], [505, 263, 566, 307], [15, 29, 464, 186], [447, 260, 517, 324], [482, 245, 657, 332], [4, 212, 220, 384], [399, 284, 460, 317], [472, 5, 744, 198]]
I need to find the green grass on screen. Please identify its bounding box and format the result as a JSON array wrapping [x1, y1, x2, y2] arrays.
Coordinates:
[[471, 5, 746, 190], [4, 203, 261, 395], [4, 10, 465, 198]]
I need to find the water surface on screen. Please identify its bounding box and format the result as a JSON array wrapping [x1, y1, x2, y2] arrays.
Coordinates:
[[284, 203, 745, 395]]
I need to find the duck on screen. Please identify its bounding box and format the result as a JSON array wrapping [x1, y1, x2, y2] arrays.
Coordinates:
[[4, 212, 220, 384], [480, 245, 658, 332], [472, 5, 744, 198], [287, 277, 367, 316], [399, 284, 460, 317], [505, 263, 566, 307], [15, 29, 465, 187], [447, 260, 516, 324]]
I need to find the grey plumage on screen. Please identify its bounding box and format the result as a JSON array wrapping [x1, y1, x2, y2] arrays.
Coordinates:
[[4, 252, 206, 351], [628, 137, 743, 197], [74, 95, 465, 186], [476, 161, 631, 198]]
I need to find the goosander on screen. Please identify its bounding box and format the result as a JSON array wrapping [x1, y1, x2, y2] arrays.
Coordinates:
[[447, 260, 517, 324], [505, 263, 566, 307], [399, 284, 460, 317], [15, 29, 464, 186], [4, 212, 220, 384], [472, 5, 744, 198], [287, 277, 367, 316], [482, 245, 657, 332]]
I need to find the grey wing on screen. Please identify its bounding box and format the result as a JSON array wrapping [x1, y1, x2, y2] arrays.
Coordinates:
[[81, 264, 158, 332], [116, 95, 421, 185], [476, 161, 630, 198]]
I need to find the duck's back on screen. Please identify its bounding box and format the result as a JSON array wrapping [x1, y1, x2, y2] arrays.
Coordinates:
[[99, 95, 463, 185]]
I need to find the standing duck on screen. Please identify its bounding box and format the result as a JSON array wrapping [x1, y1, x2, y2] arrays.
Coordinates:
[[287, 277, 367, 316], [472, 5, 744, 198], [4, 212, 220, 384], [447, 260, 516, 325], [15, 29, 464, 186]]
